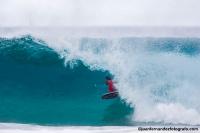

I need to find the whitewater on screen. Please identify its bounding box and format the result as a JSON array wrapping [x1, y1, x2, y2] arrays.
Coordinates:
[[0, 27, 200, 132]]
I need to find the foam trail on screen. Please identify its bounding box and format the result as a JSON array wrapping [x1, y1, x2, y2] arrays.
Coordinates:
[[0, 123, 141, 133], [1, 123, 199, 133]]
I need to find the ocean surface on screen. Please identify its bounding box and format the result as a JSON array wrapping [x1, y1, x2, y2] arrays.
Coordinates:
[[0, 28, 200, 131]]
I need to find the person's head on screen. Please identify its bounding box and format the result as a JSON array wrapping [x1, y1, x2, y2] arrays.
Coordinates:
[[105, 76, 112, 80]]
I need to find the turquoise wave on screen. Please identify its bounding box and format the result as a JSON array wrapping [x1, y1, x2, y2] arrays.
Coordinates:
[[0, 36, 133, 126], [0, 35, 200, 126]]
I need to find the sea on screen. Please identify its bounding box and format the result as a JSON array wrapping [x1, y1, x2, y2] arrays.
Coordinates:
[[0, 27, 200, 132]]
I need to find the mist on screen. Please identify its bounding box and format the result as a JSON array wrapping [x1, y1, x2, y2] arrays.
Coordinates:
[[0, 0, 200, 27]]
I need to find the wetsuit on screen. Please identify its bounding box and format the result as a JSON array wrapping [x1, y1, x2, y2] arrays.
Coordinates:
[[106, 80, 116, 92]]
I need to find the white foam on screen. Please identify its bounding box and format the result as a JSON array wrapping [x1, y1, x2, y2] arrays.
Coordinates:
[[0, 123, 139, 133], [1, 123, 199, 133], [49, 38, 200, 125], [40, 36, 200, 125]]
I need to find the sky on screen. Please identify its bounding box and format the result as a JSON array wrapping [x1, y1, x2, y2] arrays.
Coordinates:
[[0, 0, 200, 27]]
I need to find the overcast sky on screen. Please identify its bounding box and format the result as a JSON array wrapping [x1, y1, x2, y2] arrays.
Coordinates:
[[0, 0, 200, 27]]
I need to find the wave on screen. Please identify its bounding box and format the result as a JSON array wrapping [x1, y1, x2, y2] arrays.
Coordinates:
[[0, 33, 200, 125], [0, 36, 132, 126]]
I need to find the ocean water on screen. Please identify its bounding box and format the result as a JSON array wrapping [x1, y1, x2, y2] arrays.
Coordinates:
[[0, 28, 200, 130], [0, 35, 134, 126]]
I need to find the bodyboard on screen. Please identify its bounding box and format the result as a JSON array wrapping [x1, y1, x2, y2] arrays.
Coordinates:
[[101, 91, 118, 99]]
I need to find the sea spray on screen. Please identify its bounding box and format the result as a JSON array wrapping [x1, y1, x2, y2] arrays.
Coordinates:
[[43, 37, 200, 125]]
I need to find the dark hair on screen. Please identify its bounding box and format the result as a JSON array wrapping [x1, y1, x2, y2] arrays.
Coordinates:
[[106, 76, 112, 80]]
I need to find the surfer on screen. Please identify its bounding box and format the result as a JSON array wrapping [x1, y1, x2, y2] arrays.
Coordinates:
[[105, 76, 116, 92], [101, 76, 118, 99]]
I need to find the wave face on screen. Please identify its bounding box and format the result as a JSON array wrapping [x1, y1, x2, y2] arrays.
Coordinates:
[[0, 34, 200, 126], [0, 36, 132, 126]]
